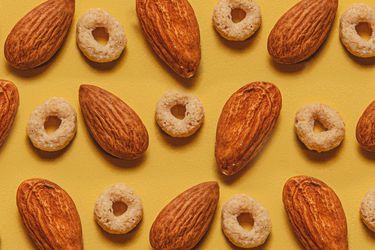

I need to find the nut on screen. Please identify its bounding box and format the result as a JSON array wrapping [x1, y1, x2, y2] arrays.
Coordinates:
[[356, 100, 375, 151], [0, 80, 19, 148]]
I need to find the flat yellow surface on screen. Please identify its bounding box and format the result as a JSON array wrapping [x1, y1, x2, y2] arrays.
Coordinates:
[[0, 0, 375, 249]]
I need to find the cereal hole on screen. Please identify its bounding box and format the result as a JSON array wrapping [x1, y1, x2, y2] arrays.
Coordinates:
[[112, 201, 128, 216], [44, 116, 61, 134], [356, 22, 372, 40], [237, 213, 254, 231], [231, 8, 246, 23], [92, 27, 109, 45], [171, 104, 186, 120], [313, 120, 327, 133]]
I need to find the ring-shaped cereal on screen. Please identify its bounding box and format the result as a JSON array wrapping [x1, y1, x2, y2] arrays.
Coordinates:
[[155, 91, 204, 137], [340, 4, 375, 58], [77, 8, 127, 63], [27, 97, 77, 152], [213, 0, 261, 41], [94, 183, 143, 234], [222, 194, 272, 248], [295, 103, 345, 152], [360, 188, 375, 232]]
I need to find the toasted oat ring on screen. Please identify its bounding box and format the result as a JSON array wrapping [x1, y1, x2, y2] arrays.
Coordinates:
[[94, 183, 143, 234], [27, 97, 77, 152], [213, 0, 261, 41], [155, 91, 204, 137], [295, 104, 345, 152], [360, 188, 375, 232], [222, 194, 271, 248], [77, 8, 127, 63], [340, 4, 375, 58]]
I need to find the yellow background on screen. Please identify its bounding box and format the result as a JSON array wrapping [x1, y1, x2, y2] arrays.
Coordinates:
[[0, 0, 374, 249]]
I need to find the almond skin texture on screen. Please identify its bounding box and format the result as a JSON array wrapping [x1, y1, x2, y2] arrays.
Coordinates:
[[283, 176, 348, 250], [17, 178, 83, 250], [267, 0, 338, 64], [150, 182, 219, 250], [356, 100, 375, 152], [4, 0, 75, 70], [79, 84, 149, 160], [215, 82, 282, 176], [0, 80, 19, 148], [136, 0, 201, 78]]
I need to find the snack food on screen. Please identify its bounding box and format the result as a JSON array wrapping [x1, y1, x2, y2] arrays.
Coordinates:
[[77, 8, 127, 63], [150, 182, 219, 250], [79, 84, 149, 160], [356, 100, 375, 151], [340, 4, 375, 58], [212, 0, 261, 41], [94, 183, 143, 234], [155, 91, 204, 137], [361, 188, 375, 232], [267, 0, 338, 64], [222, 194, 271, 248], [283, 176, 348, 250], [27, 97, 77, 152], [17, 178, 83, 250], [136, 0, 201, 78], [0, 80, 19, 148], [215, 82, 282, 176], [4, 0, 74, 70], [295, 103, 345, 152]]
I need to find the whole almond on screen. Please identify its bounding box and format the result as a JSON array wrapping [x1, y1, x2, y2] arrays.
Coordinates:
[[136, 0, 201, 78], [356, 100, 375, 152], [215, 82, 282, 176], [17, 178, 83, 250], [267, 0, 338, 64], [0, 80, 19, 148], [79, 84, 149, 160], [4, 0, 75, 70], [150, 182, 219, 250], [283, 176, 348, 250]]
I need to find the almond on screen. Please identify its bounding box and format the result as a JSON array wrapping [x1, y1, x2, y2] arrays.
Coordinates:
[[4, 0, 75, 70], [356, 100, 375, 152], [0, 80, 19, 148], [215, 82, 282, 176], [79, 84, 149, 160], [283, 176, 348, 250], [17, 178, 83, 250], [136, 0, 201, 78], [150, 182, 219, 249], [267, 0, 338, 64]]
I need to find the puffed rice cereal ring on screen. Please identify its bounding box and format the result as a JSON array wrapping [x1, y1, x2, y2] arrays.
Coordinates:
[[27, 97, 77, 152], [360, 188, 375, 232], [222, 194, 271, 248], [155, 91, 204, 137], [94, 183, 143, 234], [295, 103, 345, 152], [77, 8, 127, 63], [340, 4, 375, 58], [213, 0, 261, 41]]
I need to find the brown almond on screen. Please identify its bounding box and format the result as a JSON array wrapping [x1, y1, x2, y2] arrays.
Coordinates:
[[356, 100, 375, 151], [79, 84, 149, 160], [150, 182, 219, 249], [267, 0, 338, 64], [136, 0, 201, 78], [4, 0, 75, 70], [17, 178, 83, 250], [215, 82, 282, 176], [283, 176, 348, 250], [0, 80, 19, 148]]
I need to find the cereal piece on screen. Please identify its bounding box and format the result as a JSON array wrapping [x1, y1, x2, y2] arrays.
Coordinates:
[[27, 97, 77, 152], [340, 4, 375, 58], [222, 194, 271, 248], [361, 188, 375, 232], [155, 91, 204, 137], [94, 183, 143, 234], [213, 0, 261, 41], [77, 8, 126, 63], [295, 104, 345, 152]]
